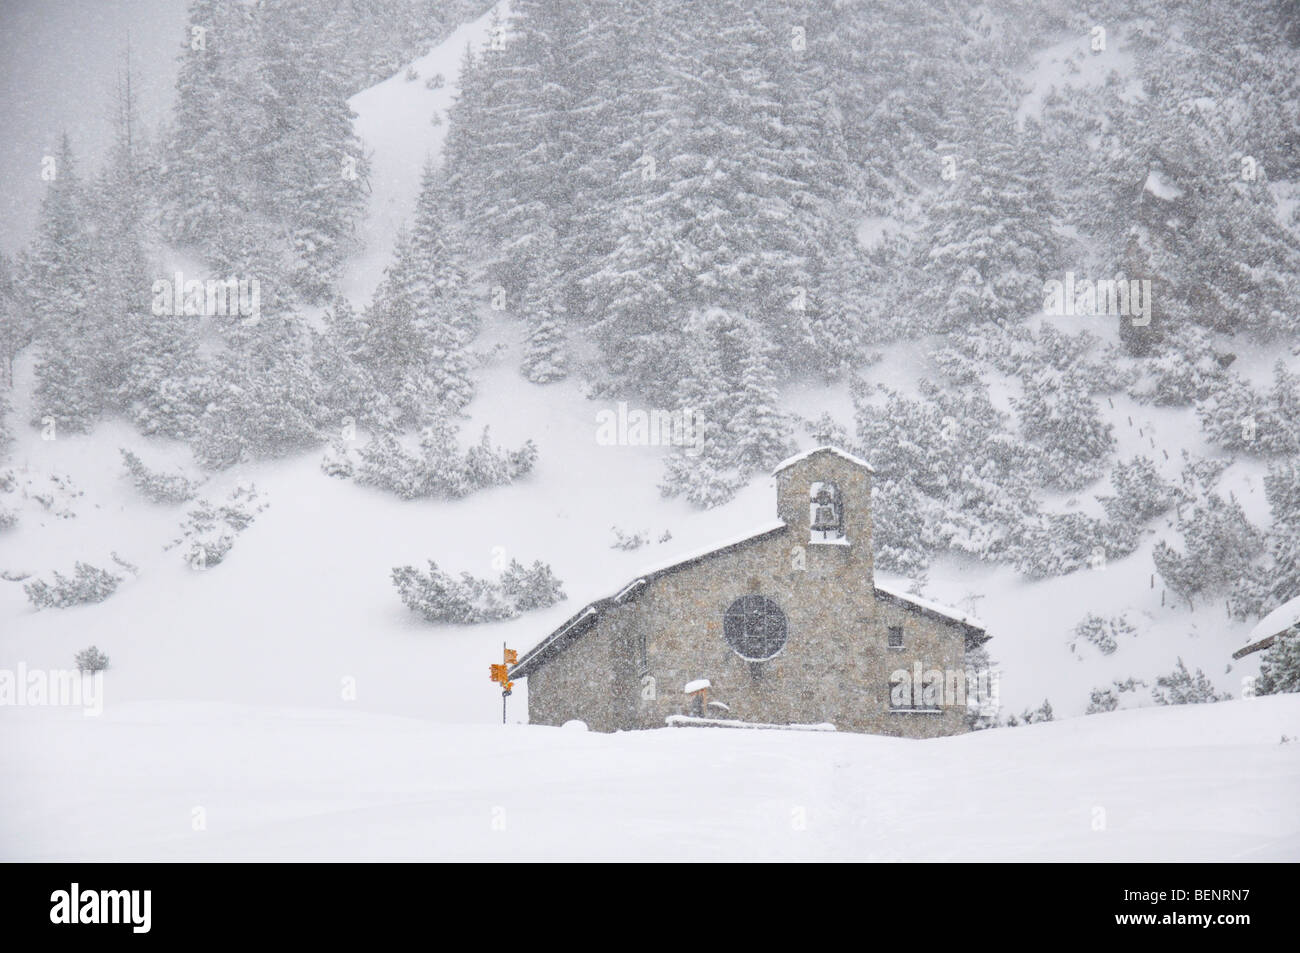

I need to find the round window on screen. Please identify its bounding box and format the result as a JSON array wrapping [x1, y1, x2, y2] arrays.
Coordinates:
[[723, 595, 788, 661]]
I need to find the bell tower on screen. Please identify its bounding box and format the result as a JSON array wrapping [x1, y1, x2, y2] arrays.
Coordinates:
[[773, 445, 874, 583]]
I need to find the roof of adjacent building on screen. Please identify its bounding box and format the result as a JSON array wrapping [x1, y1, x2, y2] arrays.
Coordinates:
[[1248, 594, 1300, 644], [772, 445, 875, 475], [511, 520, 988, 679], [1234, 594, 1300, 659]]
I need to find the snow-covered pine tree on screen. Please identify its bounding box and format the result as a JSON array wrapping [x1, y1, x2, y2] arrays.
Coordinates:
[[1015, 367, 1114, 491], [95, 55, 208, 439], [194, 317, 327, 468], [521, 296, 568, 383], [1154, 492, 1265, 610], [911, 113, 1061, 333], [28, 134, 105, 434], [660, 307, 793, 507], [251, 0, 369, 302], [1231, 460, 1300, 619], [1255, 625, 1300, 696], [1151, 658, 1227, 704], [162, 0, 251, 250], [316, 296, 393, 432], [363, 221, 473, 426], [0, 252, 36, 389]]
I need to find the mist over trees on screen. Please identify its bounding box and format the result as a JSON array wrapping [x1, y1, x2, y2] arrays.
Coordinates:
[[1, 0, 1298, 610]]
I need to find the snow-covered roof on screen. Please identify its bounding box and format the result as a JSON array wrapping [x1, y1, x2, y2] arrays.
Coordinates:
[[873, 579, 982, 631], [1248, 595, 1300, 643], [618, 521, 787, 587], [666, 715, 837, 731], [512, 522, 789, 677], [683, 679, 711, 694], [772, 445, 875, 475], [875, 581, 987, 637]]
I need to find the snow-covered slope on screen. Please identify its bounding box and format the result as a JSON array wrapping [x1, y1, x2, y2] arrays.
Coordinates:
[[340, 3, 506, 306], [3, 695, 1296, 860], [1, 6, 1297, 864]]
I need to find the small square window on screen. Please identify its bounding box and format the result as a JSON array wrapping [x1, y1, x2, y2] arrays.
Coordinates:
[[887, 626, 904, 649]]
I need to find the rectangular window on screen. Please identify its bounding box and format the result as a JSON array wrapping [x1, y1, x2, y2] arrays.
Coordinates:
[[887, 625, 904, 649]]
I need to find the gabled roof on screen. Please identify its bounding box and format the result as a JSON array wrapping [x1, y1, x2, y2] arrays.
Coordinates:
[[511, 522, 788, 677], [875, 582, 989, 646], [772, 445, 875, 475], [512, 521, 990, 677]]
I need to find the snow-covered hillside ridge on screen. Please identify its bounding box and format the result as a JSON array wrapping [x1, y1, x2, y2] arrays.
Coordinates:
[[340, 4, 508, 306], [2, 695, 1296, 861], [1, 1, 1297, 736]]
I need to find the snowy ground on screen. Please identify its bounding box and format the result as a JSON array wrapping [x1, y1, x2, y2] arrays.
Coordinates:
[[2, 4, 1298, 862], [2, 696, 1297, 861]]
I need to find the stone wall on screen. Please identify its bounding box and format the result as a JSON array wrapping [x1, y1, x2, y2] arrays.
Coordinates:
[[523, 450, 974, 738]]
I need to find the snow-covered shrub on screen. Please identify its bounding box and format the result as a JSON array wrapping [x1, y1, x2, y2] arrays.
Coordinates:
[[869, 478, 939, 575], [1228, 459, 1300, 619], [1005, 699, 1054, 726], [935, 322, 1115, 390], [1086, 686, 1119, 713], [1197, 363, 1300, 456], [1151, 658, 1228, 704], [354, 432, 426, 499], [392, 558, 566, 624], [355, 425, 536, 500], [660, 446, 748, 509], [120, 449, 198, 504], [425, 72, 445, 90], [1098, 455, 1179, 524], [24, 562, 122, 609], [499, 559, 566, 612], [1014, 511, 1137, 579], [1255, 626, 1300, 695], [1037, 325, 1106, 378], [857, 380, 1042, 568], [1085, 677, 1146, 714], [1015, 367, 1114, 491], [611, 527, 648, 551], [1070, 613, 1136, 656], [74, 645, 110, 673], [0, 466, 17, 529], [1153, 492, 1264, 609], [320, 437, 355, 479], [392, 562, 498, 625], [1130, 327, 1226, 406], [168, 485, 266, 569]]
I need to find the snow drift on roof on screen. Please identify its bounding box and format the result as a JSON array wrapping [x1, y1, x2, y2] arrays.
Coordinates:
[[875, 581, 985, 631], [772, 445, 875, 475], [1248, 594, 1300, 643]]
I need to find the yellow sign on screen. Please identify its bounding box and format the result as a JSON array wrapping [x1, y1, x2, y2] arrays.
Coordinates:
[[490, 647, 517, 692]]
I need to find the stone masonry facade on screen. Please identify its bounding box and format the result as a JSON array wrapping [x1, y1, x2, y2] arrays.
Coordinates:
[[517, 448, 985, 737]]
